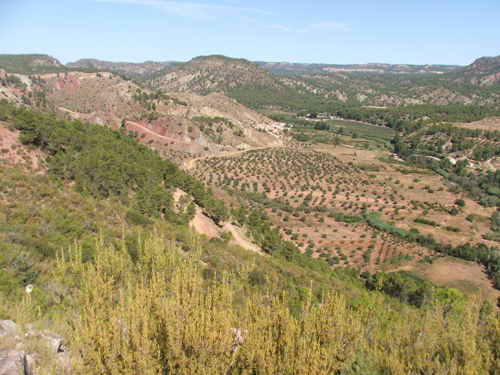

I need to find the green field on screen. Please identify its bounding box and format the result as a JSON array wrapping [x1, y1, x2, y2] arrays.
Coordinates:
[[327, 119, 395, 141]]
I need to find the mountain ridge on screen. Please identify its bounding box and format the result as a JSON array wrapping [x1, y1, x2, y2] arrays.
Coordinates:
[[66, 58, 178, 79], [256, 61, 464, 75]]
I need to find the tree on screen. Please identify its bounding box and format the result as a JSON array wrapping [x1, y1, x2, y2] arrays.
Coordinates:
[[492, 211, 500, 232], [262, 230, 282, 256], [187, 202, 196, 219]]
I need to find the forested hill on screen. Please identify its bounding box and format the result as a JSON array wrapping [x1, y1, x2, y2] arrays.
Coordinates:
[[3, 53, 500, 110], [144, 54, 500, 110], [0, 54, 63, 74], [457, 55, 500, 85], [0, 99, 228, 226]]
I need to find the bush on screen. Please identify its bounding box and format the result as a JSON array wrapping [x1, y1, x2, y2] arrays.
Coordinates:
[[125, 209, 153, 228]]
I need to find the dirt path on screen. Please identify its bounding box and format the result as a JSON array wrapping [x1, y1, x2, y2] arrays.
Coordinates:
[[191, 206, 219, 237], [173, 189, 219, 237], [173, 188, 263, 252], [486, 158, 497, 171], [223, 222, 263, 253], [125, 120, 195, 146]]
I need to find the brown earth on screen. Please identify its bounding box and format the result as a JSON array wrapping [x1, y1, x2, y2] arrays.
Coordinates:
[[2, 70, 279, 158], [0, 122, 46, 173]]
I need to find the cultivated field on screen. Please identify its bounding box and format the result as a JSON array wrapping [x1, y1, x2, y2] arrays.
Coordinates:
[[190, 137, 499, 300]]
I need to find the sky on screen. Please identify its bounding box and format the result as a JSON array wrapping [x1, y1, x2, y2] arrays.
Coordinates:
[[0, 0, 499, 66]]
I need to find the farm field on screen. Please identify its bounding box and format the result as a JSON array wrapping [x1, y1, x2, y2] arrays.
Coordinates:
[[190, 136, 500, 302]]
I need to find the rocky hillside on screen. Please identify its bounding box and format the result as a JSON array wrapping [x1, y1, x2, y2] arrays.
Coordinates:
[[257, 61, 463, 75], [66, 58, 177, 79], [0, 69, 279, 161], [457, 55, 500, 85]]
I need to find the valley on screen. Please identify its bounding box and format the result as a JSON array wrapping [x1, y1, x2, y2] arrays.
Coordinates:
[[1, 52, 500, 373]]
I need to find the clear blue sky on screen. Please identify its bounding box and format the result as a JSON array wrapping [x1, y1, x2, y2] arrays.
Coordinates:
[[1, 0, 498, 65]]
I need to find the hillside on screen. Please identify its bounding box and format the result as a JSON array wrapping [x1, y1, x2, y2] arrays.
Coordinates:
[[146, 54, 500, 110], [1, 100, 500, 374], [148, 55, 286, 94], [457, 55, 500, 86], [4, 53, 500, 111], [0, 68, 279, 161]]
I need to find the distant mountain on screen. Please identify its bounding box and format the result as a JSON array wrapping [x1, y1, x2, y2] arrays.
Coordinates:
[[462, 55, 500, 75], [3, 53, 500, 110], [257, 61, 463, 76], [66, 58, 179, 80], [0, 54, 62, 74]]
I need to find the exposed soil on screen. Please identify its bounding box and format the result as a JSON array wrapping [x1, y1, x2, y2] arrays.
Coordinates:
[[190, 204, 220, 238], [0, 122, 46, 173], [173, 188, 263, 252], [223, 222, 263, 253], [190, 140, 499, 290], [185, 139, 283, 170]]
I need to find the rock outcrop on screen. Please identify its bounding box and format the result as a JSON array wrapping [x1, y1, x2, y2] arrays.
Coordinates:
[[0, 320, 71, 375]]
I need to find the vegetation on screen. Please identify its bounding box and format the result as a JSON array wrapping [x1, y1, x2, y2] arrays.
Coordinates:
[[2, 100, 227, 225], [132, 89, 188, 107], [365, 212, 500, 287], [3, 53, 500, 374]]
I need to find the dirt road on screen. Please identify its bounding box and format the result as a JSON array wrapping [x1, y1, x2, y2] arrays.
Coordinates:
[[486, 158, 497, 171]]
